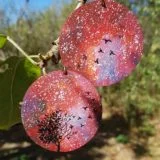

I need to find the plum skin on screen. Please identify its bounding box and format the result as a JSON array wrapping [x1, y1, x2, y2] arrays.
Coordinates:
[[21, 70, 102, 152], [59, 0, 143, 86]]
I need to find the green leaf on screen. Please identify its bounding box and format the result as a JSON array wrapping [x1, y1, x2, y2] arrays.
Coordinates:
[[116, 134, 129, 144], [0, 56, 41, 130], [0, 34, 7, 49]]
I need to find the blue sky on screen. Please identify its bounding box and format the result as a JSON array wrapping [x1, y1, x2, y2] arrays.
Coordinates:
[[0, 0, 72, 11], [0, 0, 72, 23]]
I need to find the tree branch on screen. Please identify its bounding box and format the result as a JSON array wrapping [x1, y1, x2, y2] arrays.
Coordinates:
[[38, 0, 88, 71], [7, 36, 38, 65]]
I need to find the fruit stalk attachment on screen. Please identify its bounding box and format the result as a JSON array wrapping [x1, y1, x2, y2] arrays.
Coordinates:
[[101, 0, 106, 8], [7, 36, 38, 65], [38, 0, 88, 73]]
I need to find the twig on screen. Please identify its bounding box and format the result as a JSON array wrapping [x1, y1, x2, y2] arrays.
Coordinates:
[[75, 0, 87, 10], [29, 55, 39, 58], [39, 0, 88, 69], [39, 38, 59, 63], [7, 36, 38, 65], [63, 66, 68, 75], [42, 67, 47, 75]]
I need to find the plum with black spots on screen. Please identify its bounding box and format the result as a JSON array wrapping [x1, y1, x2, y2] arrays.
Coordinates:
[[59, 0, 143, 86], [21, 70, 102, 152]]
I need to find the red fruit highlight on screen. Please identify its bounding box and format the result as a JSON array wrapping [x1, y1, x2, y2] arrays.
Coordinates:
[[21, 70, 102, 152], [59, 0, 143, 86]]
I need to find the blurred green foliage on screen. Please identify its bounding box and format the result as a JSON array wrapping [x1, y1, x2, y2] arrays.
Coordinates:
[[0, 0, 159, 136], [116, 134, 129, 144], [0, 34, 7, 49], [12, 154, 29, 160]]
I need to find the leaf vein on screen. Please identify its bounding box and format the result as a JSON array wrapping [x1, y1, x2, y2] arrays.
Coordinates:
[[8, 59, 21, 126]]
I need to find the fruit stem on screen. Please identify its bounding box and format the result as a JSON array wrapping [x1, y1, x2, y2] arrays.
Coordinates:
[[40, 0, 87, 68], [29, 55, 40, 59], [75, 0, 87, 10], [40, 38, 59, 63], [42, 67, 47, 75], [7, 36, 38, 65], [63, 66, 68, 75], [101, 0, 106, 8], [40, 0, 87, 67]]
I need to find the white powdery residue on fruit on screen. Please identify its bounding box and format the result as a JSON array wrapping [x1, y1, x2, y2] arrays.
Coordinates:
[[67, 34, 71, 39], [128, 10, 133, 15], [90, 18, 94, 24], [97, 11, 101, 15], [55, 91, 59, 96], [84, 135, 90, 142], [22, 103, 37, 128], [100, 13, 104, 19], [123, 28, 127, 34], [80, 16, 85, 24], [92, 64, 97, 72], [48, 83, 54, 92], [90, 33, 95, 39], [86, 12, 89, 17], [61, 42, 70, 54], [86, 26, 91, 32], [57, 90, 66, 101], [76, 32, 82, 39], [35, 83, 43, 91], [42, 92, 47, 97], [32, 94, 37, 100], [66, 26, 71, 33], [69, 42, 74, 51], [95, 30, 100, 35], [76, 25, 83, 30], [76, 16, 80, 23], [70, 58, 75, 65], [61, 45, 67, 53], [74, 62, 78, 67], [134, 34, 140, 44]]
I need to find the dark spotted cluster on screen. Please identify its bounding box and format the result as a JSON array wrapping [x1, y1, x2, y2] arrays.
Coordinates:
[[37, 110, 76, 151]]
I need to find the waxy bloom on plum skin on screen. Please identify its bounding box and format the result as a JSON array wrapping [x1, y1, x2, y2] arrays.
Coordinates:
[[21, 70, 102, 152], [59, 0, 143, 86]]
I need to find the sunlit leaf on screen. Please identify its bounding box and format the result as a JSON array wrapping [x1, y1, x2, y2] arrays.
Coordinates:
[[0, 34, 7, 49]]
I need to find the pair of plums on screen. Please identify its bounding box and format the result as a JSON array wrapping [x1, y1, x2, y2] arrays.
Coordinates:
[[21, 0, 143, 152]]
